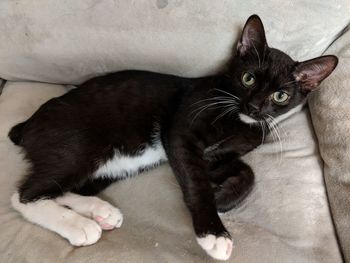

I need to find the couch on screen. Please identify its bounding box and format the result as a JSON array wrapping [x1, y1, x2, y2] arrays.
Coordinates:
[[0, 1, 349, 262]]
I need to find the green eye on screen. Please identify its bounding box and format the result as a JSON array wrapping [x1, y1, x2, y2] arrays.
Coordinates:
[[272, 91, 290, 105], [241, 72, 256, 88]]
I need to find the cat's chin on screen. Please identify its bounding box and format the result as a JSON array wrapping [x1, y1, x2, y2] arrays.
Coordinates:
[[238, 113, 258, 124]]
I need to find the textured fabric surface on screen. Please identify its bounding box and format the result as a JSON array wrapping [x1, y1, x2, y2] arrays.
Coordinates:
[[0, 82, 341, 262], [309, 29, 350, 262], [0, 0, 349, 84]]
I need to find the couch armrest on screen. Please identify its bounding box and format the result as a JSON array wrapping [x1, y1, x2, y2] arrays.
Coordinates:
[[309, 27, 350, 262]]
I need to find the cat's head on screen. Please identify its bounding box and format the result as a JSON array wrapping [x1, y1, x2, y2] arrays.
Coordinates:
[[227, 15, 338, 124]]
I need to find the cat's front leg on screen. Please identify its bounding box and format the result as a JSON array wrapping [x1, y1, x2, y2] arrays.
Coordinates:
[[165, 134, 233, 261], [208, 158, 255, 212]]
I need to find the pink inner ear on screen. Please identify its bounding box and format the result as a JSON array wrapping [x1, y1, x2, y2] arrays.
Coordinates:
[[293, 56, 338, 91], [237, 42, 248, 55], [237, 29, 253, 56], [294, 65, 323, 88], [237, 15, 267, 56], [242, 28, 256, 47]]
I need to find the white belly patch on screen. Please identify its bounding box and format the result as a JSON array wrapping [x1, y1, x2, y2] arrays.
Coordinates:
[[94, 141, 168, 179]]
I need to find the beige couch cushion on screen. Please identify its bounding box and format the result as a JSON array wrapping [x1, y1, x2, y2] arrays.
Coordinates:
[[309, 29, 350, 262], [0, 0, 348, 84], [0, 82, 341, 262]]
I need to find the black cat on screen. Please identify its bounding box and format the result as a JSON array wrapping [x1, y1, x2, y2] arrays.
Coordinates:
[[9, 15, 337, 260]]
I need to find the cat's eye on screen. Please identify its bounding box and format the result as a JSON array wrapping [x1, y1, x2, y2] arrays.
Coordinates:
[[241, 72, 256, 88], [272, 91, 290, 105]]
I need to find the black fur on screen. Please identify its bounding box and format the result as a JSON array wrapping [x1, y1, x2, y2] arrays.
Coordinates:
[[8, 122, 25, 145], [9, 15, 338, 242]]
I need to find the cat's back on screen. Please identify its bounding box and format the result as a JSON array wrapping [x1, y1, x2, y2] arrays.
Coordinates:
[[28, 70, 182, 113], [18, 70, 192, 145], [78, 70, 189, 94]]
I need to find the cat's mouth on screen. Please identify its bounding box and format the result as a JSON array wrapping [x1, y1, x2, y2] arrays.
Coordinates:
[[239, 103, 264, 124]]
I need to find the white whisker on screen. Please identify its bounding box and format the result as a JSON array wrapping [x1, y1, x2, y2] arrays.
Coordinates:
[[213, 88, 240, 101], [190, 101, 239, 118], [260, 117, 267, 145], [266, 115, 283, 164], [211, 105, 239, 124], [190, 96, 240, 107], [189, 94, 240, 125]]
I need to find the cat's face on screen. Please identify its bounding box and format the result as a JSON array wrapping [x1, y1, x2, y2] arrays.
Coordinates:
[[227, 15, 338, 124]]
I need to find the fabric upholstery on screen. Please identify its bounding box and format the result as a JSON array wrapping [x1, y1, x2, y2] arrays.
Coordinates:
[[309, 28, 350, 262], [0, 0, 348, 84]]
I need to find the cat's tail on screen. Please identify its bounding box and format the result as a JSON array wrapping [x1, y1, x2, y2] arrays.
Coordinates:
[[8, 121, 26, 145]]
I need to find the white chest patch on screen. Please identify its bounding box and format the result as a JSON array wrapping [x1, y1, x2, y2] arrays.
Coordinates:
[[94, 141, 168, 180], [273, 104, 304, 123]]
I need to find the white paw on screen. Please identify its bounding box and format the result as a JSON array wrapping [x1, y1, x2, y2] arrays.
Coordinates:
[[65, 216, 102, 246], [90, 199, 123, 230], [197, 234, 233, 261]]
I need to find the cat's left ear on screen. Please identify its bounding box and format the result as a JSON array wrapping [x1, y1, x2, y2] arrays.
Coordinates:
[[237, 15, 267, 56], [293, 55, 338, 92]]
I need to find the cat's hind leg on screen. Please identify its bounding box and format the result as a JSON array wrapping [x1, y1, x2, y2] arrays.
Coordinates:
[[56, 192, 123, 230], [12, 167, 106, 245], [11, 192, 102, 246]]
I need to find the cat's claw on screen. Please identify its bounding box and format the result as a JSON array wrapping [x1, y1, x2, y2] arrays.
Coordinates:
[[197, 234, 233, 261]]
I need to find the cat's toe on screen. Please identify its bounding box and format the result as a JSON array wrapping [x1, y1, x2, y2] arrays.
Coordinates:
[[67, 217, 102, 246], [92, 201, 123, 230], [197, 234, 233, 261]]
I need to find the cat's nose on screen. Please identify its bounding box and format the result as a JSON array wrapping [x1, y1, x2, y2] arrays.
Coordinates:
[[246, 103, 260, 115]]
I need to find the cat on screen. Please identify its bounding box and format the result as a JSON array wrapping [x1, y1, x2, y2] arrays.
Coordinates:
[[8, 15, 337, 261]]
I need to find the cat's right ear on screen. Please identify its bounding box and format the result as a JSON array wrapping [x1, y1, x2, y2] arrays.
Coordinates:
[[237, 15, 267, 56]]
